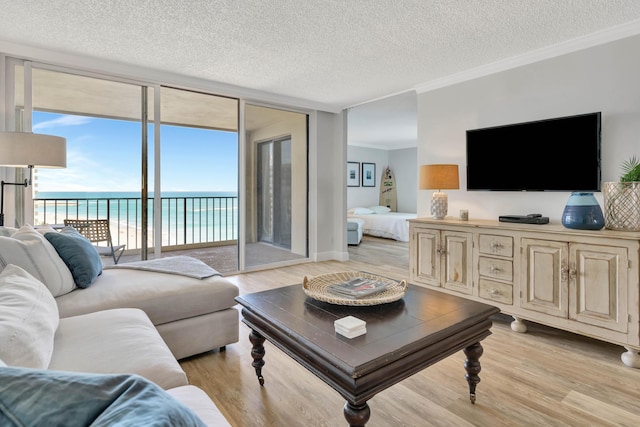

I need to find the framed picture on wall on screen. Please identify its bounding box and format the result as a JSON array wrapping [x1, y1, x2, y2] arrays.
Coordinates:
[[347, 162, 360, 187], [362, 163, 376, 187]]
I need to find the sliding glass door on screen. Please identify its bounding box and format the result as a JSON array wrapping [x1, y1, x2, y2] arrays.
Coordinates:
[[242, 104, 308, 270], [257, 136, 292, 248], [157, 87, 239, 272]]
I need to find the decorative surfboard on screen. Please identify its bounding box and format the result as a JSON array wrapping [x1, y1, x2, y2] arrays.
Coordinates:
[[379, 166, 397, 211]]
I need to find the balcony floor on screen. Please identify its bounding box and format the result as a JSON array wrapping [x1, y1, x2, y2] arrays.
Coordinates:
[[102, 235, 408, 276], [104, 241, 308, 275]]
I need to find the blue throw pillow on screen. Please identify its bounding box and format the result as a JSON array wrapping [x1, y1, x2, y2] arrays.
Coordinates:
[[44, 227, 102, 288], [0, 367, 207, 427]]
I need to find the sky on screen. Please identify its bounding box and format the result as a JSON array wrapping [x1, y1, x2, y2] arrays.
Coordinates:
[[32, 111, 239, 194]]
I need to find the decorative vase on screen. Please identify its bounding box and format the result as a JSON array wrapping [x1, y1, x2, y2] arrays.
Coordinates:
[[561, 192, 604, 230], [603, 181, 640, 231]]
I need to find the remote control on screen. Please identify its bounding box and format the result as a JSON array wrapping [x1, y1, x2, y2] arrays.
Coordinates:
[[499, 215, 549, 224]]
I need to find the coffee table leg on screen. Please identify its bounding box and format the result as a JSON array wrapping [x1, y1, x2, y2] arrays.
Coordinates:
[[343, 401, 370, 427], [463, 342, 483, 404], [249, 329, 266, 386]]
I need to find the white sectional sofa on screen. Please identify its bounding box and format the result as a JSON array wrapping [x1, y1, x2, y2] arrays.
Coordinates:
[[0, 225, 238, 425]]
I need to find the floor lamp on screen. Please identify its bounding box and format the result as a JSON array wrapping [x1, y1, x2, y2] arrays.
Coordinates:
[[419, 164, 459, 219], [0, 132, 67, 226]]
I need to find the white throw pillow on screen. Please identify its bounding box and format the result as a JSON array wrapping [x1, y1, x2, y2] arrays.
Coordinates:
[[349, 207, 375, 215], [0, 226, 18, 237], [368, 205, 391, 214], [0, 264, 59, 369], [0, 224, 76, 296]]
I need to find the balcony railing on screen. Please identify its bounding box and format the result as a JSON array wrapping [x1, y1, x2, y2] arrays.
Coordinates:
[[34, 195, 238, 250]]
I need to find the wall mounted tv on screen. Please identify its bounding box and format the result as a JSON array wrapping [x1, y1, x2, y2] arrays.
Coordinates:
[[466, 112, 601, 191]]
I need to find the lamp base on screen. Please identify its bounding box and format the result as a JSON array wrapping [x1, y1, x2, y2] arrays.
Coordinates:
[[431, 191, 448, 219]]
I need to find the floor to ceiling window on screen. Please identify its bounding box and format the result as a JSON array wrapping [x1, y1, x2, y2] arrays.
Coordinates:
[[5, 57, 309, 272]]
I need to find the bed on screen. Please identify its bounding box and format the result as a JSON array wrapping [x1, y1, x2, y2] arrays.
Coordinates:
[[347, 206, 417, 242]]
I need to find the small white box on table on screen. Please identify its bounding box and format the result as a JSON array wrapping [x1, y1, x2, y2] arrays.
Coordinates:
[[334, 315, 366, 338]]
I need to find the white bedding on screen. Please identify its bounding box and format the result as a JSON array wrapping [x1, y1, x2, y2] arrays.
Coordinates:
[[347, 212, 417, 242]]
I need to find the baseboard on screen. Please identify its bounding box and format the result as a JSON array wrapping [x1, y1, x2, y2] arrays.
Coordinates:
[[315, 250, 349, 262]]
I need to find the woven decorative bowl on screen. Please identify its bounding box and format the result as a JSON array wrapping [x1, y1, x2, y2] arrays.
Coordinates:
[[302, 271, 408, 306]]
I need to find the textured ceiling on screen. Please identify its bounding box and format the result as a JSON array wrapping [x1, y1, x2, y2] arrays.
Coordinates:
[[2, 0, 640, 112]]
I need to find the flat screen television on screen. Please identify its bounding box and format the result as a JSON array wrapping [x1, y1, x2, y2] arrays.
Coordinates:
[[466, 112, 601, 191]]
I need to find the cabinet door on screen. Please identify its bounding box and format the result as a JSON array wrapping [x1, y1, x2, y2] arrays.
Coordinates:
[[520, 238, 569, 317], [411, 228, 440, 287], [442, 231, 473, 295], [569, 244, 628, 332]]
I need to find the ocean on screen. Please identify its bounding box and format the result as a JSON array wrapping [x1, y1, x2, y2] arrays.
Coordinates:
[[35, 191, 238, 199], [34, 191, 239, 246]]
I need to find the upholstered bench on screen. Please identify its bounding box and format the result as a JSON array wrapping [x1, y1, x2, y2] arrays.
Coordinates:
[[347, 218, 364, 245]]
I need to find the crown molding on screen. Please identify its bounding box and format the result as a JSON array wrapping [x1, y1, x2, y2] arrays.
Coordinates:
[[414, 19, 640, 94], [348, 141, 417, 151]]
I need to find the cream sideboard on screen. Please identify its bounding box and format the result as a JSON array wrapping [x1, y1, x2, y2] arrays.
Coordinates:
[[409, 218, 640, 368]]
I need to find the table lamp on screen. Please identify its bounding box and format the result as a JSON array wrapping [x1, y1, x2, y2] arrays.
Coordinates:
[[0, 132, 67, 226], [419, 164, 459, 219]]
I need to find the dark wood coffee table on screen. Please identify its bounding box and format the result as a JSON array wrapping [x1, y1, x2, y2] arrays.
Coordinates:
[[235, 283, 499, 426]]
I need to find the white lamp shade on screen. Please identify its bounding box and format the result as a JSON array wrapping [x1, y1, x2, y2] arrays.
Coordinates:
[[0, 132, 66, 168]]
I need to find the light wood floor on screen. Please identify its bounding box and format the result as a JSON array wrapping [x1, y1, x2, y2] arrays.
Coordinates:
[[180, 236, 640, 426]]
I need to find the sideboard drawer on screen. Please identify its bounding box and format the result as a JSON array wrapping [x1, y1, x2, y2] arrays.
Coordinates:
[[478, 256, 513, 282], [478, 234, 513, 257], [479, 278, 513, 305]]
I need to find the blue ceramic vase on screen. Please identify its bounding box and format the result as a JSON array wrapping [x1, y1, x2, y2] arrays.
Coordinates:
[[561, 192, 605, 230]]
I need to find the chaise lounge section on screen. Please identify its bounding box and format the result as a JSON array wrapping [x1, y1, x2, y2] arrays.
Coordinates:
[[55, 264, 239, 360]]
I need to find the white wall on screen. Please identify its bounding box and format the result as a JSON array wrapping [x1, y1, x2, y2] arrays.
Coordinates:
[[389, 147, 418, 213], [314, 110, 348, 261], [417, 34, 640, 223], [347, 145, 417, 212]]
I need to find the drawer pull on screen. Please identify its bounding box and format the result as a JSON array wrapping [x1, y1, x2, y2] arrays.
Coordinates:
[[490, 289, 501, 296], [490, 242, 503, 252], [489, 266, 501, 274]]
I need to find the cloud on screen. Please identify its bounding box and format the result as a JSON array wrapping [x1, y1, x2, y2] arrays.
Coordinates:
[[33, 115, 92, 131]]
